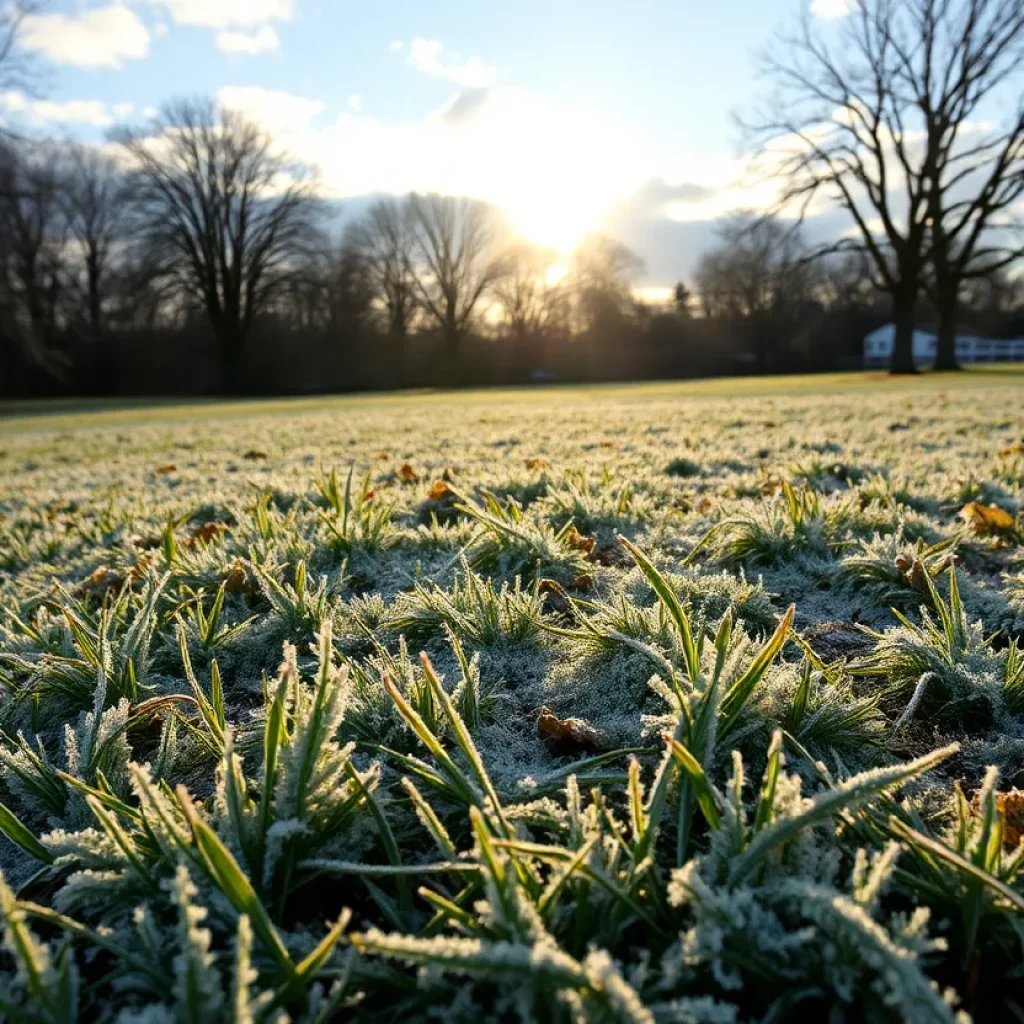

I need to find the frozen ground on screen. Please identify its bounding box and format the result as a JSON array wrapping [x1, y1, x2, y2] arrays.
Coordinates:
[[1, 371, 1023, 1022]]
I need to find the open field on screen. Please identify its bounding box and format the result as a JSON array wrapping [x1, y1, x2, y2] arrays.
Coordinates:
[[2, 371, 1024, 1021]]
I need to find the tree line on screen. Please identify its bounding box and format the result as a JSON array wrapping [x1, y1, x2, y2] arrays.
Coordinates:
[[2, 0, 1024, 397]]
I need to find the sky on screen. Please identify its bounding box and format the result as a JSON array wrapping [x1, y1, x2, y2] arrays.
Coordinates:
[[0, 0, 855, 290]]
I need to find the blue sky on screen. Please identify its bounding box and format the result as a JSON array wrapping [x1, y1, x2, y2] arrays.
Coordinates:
[[1, 0, 852, 287]]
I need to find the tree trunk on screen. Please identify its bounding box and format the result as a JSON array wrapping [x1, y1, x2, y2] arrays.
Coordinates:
[[933, 289, 961, 371], [443, 320, 460, 387], [218, 323, 247, 395], [889, 287, 918, 374], [390, 327, 407, 388]]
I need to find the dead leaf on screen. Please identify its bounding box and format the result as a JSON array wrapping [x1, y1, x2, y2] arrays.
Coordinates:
[[399, 463, 418, 482], [187, 522, 228, 548], [156, 464, 177, 475], [375, 452, 390, 461], [959, 501, 1017, 538], [525, 457, 549, 471], [76, 566, 125, 602], [427, 481, 452, 502], [562, 524, 596, 555], [224, 559, 261, 602], [567, 574, 595, 592], [1000, 441, 1024, 458], [537, 706, 611, 756], [698, 497, 715, 515], [243, 449, 267, 461], [972, 788, 1024, 849], [998, 791, 1024, 849], [592, 544, 632, 568]]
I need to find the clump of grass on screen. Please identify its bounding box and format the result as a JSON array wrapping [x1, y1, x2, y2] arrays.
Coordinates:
[[852, 568, 1011, 732], [839, 530, 959, 608], [694, 481, 845, 567], [455, 490, 594, 585], [386, 564, 546, 649]]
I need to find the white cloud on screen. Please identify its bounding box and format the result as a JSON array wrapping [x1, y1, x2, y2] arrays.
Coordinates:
[[406, 38, 497, 89], [148, 0, 293, 29], [0, 91, 116, 126], [389, 39, 404, 53], [810, 0, 853, 17], [216, 25, 279, 54], [216, 84, 651, 252], [218, 86, 325, 132], [113, 102, 135, 119], [347, 94, 363, 112], [20, 4, 150, 69]]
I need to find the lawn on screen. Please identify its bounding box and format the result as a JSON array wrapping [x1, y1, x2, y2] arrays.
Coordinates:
[[1, 371, 1023, 1022]]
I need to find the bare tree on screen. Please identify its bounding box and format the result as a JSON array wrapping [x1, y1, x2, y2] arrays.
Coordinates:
[[744, 0, 1024, 373], [60, 144, 135, 334], [494, 241, 570, 376], [917, 5, 1024, 369], [406, 193, 507, 380], [116, 98, 323, 393], [0, 2, 44, 118], [0, 140, 70, 376], [345, 198, 417, 345], [570, 234, 644, 334], [694, 213, 819, 368]]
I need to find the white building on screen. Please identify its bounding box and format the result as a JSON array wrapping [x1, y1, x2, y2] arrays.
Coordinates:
[[863, 323, 1024, 368]]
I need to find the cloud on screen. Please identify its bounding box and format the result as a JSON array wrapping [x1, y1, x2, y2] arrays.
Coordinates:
[[216, 26, 279, 54], [439, 87, 491, 125], [389, 39, 404, 53], [0, 91, 118, 127], [347, 94, 363, 112], [218, 86, 325, 132], [20, 4, 150, 69], [810, 0, 853, 17], [146, 0, 293, 28], [215, 83, 651, 252], [406, 38, 498, 89]]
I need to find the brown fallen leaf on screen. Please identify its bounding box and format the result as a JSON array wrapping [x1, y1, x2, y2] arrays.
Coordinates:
[[243, 449, 267, 461], [399, 463, 418, 482], [562, 524, 596, 555], [427, 481, 452, 501], [998, 791, 1024, 849], [375, 452, 390, 461], [592, 544, 632, 568], [525, 457, 549, 471], [1000, 441, 1024, 458], [156, 464, 177, 475], [224, 559, 261, 601], [537, 706, 612, 756], [187, 521, 228, 547], [959, 501, 1017, 538], [972, 788, 1024, 849], [76, 566, 125, 602]]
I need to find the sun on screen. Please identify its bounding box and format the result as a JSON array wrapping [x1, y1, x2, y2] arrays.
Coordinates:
[[503, 190, 598, 255]]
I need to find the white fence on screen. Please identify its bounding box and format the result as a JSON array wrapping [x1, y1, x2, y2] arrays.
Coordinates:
[[863, 323, 1024, 367]]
